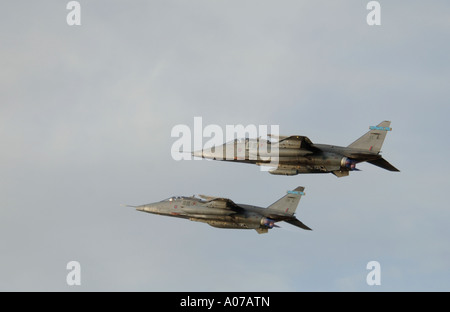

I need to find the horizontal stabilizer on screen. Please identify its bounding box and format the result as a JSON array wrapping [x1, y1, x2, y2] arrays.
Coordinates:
[[284, 218, 312, 231], [367, 158, 400, 172]]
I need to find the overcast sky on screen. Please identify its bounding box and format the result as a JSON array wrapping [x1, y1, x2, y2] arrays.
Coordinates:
[[1, 1, 449, 291]]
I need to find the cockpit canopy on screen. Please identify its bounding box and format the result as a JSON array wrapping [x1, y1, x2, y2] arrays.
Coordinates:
[[228, 138, 270, 144], [161, 196, 182, 202], [161, 196, 198, 202]]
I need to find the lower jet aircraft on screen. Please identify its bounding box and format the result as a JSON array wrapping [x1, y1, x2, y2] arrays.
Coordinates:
[[128, 186, 310, 234], [192, 121, 399, 177]]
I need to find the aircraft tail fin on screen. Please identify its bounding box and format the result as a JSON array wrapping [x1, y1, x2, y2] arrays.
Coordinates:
[[267, 186, 304, 215], [348, 121, 392, 153]]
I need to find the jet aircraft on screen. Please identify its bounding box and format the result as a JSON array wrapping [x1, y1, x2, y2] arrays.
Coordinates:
[[192, 121, 399, 177], [128, 186, 310, 234]]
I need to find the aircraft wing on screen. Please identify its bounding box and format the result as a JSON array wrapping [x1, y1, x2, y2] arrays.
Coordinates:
[[198, 195, 241, 210], [278, 135, 321, 152]]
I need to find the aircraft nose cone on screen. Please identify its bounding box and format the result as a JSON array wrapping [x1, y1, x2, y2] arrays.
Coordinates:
[[136, 206, 145, 212], [192, 150, 203, 158]]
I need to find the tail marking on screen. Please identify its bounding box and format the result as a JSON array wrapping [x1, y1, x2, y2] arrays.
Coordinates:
[[369, 126, 392, 131]]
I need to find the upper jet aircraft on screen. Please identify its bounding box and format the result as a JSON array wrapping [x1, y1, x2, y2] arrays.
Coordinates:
[[193, 121, 399, 177]]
